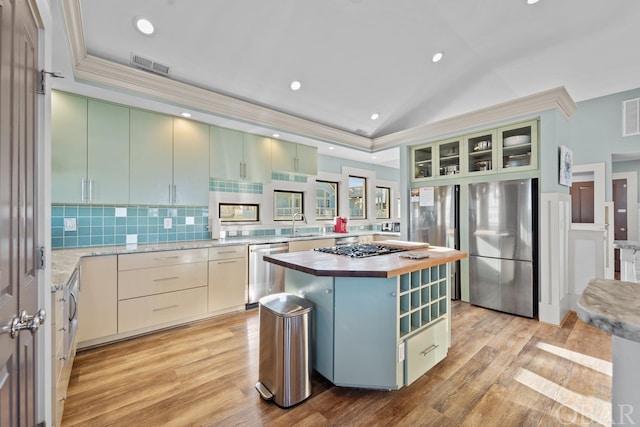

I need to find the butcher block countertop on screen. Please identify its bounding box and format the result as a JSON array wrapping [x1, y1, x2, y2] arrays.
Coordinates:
[[265, 245, 467, 278]]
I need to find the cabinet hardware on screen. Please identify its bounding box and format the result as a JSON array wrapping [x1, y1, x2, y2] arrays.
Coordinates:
[[59, 355, 68, 361], [218, 251, 237, 254], [88, 179, 94, 201], [153, 276, 179, 282], [217, 260, 237, 265], [420, 344, 439, 357], [153, 256, 180, 261], [152, 304, 179, 312], [81, 178, 86, 202], [59, 326, 66, 332], [173, 184, 177, 204]]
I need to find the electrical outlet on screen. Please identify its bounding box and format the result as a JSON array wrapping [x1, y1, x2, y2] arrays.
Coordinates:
[[185, 216, 195, 225], [163, 218, 172, 229], [228, 230, 237, 237], [63, 218, 77, 232]]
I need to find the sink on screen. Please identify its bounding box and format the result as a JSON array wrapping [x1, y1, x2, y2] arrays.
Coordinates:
[[286, 233, 318, 238]]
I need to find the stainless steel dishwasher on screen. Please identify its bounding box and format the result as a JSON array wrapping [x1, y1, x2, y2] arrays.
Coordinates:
[[248, 242, 289, 307]]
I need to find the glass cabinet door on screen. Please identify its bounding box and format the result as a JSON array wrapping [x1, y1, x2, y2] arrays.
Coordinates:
[[498, 121, 537, 171], [413, 145, 433, 180], [437, 140, 461, 177], [465, 131, 496, 174]]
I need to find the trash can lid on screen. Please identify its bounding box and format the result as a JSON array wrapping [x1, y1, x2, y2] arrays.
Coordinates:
[[259, 293, 312, 317]]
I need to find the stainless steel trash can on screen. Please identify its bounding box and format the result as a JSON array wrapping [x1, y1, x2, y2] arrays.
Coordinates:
[[255, 293, 312, 408]]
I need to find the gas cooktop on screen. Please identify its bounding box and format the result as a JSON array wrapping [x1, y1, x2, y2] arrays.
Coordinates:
[[314, 243, 407, 258]]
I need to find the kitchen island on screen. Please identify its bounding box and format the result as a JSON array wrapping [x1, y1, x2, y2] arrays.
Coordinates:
[[265, 244, 467, 390]]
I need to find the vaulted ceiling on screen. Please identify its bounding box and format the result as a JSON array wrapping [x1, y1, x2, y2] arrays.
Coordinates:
[[51, 0, 640, 168]]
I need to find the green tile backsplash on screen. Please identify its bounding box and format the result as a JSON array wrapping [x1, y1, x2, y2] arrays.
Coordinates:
[[209, 178, 263, 194], [52, 204, 210, 249]]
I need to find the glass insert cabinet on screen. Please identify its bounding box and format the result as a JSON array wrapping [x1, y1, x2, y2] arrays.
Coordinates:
[[411, 119, 538, 182]]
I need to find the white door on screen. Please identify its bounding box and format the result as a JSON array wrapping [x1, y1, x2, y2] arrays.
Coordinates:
[[0, 0, 42, 425]]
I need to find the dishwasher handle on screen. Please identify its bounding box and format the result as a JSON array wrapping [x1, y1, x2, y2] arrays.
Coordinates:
[[249, 244, 289, 254]]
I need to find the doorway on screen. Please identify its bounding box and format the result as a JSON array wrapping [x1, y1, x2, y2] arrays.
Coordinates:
[[613, 178, 629, 280], [570, 181, 595, 223]]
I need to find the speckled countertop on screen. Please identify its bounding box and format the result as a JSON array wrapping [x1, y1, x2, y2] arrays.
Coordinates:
[[50, 231, 399, 288], [613, 240, 640, 250], [577, 278, 640, 343]]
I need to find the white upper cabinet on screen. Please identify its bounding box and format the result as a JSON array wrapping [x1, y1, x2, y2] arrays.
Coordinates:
[[52, 92, 129, 204], [129, 109, 174, 205], [271, 139, 318, 175], [52, 91, 87, 203], [210, 127, 272, 182], [173, 118, 210, 205]]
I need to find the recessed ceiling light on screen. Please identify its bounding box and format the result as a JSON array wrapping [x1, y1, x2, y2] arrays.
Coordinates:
[[328, 146, 335, 150], [180, 112, 191, 118], [370, 113, 380, 121], [432, 51, 444, 63], [371, 156, 377, 159], [134, 17, 155, 35], [527, 0, 540, 4], [290, 80, 302, 91], [272, 133, 280, 138]]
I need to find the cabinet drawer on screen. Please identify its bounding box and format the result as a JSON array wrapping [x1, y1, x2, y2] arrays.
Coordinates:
[[404, 318, 448, 386], [118, 286, 208, 333], [118, 248, 208, 271], [118, 262, 208, 300], [208, 258, 247, 311], [209, 245, 246, 260]]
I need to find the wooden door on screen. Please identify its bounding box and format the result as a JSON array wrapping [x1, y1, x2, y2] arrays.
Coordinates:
[[570, 181, 595, 223], [0, 0, 41, 425], [613, 179, 628, 277]]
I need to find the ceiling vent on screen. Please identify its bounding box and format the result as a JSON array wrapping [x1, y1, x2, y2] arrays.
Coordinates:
[[130, 53, 171, 76], [623, 97, 640, 136], [355, 128, 369, 136]]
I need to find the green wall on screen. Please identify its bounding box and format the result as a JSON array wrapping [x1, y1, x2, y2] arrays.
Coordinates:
[[563, 87, 640, 199]]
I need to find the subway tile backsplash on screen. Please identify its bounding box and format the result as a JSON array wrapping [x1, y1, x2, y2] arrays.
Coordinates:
[[51, 204, 210, 249]]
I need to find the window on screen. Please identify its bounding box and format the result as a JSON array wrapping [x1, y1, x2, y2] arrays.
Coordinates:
[[348, 176, 366, 219], [219, 203, 259, 222], [376, 186, 390, 219], [274, 190, 304, 221], [316, 180, 338, 220]]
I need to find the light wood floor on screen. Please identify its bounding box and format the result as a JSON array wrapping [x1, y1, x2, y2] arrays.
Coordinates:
[[62, 301, 612, 426]]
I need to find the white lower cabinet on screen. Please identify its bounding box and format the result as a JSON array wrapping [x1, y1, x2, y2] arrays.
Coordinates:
[[208, 245, 247, 312], [288, 238, 335, 252], [404, 318, 448, 385], [118, 287, 208, 333], [117, 248, 209, 334], [78, 255, 118, 344]]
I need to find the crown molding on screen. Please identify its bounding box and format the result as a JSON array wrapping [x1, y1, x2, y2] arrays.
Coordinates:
[[60, 0, 577, 154], [372, 86, 577, 150]]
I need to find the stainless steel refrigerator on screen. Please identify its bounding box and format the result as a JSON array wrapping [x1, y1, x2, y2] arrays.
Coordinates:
[[410, 185, 460, 299], [468, 178, 537, 318]]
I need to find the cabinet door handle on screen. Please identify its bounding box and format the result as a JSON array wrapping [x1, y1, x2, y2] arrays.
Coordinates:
[[217, 260, 237, 265], [81, 178, 86, 202], [153, 304, 179, 312], [168, 185, 172, 204], [173, 184, 177, 204], [420, 344, 439, 357], [88, 179, 94, 201], [153, 276, 179, 282], [153, 256, 180, 261]]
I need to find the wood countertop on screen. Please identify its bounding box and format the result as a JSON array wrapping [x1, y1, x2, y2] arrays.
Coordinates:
[[265, 246, 467, 278]]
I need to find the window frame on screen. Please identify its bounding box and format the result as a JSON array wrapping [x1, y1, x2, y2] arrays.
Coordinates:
[[273, 190, 305, 221], [315, 180, 339, 220], [348, 175, 367, 220]]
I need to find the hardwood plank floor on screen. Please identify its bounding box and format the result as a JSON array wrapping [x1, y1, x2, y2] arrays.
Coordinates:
[[62, 301, 612, 426]]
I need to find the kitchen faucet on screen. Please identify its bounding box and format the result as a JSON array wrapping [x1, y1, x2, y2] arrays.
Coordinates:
[[292, 212, 306, 235]]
